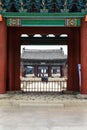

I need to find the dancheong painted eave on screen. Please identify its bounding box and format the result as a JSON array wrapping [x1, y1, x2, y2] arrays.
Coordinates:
[[1, 12, 86, 19]]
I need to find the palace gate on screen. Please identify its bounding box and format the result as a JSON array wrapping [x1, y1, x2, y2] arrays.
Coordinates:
[[0, 0, 87, 94]]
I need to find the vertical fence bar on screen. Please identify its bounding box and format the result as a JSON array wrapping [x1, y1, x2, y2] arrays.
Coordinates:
[[20, 79, 67, 92]]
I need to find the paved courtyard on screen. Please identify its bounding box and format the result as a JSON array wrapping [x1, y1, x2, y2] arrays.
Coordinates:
[[0, 105, 87, 130], [0, 93, 87, 130]]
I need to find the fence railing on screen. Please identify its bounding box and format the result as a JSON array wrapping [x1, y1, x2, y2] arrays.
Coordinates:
[[21, 79, 67, 92]]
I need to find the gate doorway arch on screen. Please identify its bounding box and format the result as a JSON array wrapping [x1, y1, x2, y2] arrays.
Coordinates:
[[6, 26, 80, 93]]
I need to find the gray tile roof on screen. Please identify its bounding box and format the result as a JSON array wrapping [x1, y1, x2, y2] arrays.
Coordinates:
[[21, 49, 67, 60]]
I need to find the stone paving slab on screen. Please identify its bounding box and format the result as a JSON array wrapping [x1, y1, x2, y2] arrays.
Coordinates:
[[0, 105, 87, 130], [51, 127, 87, 130]]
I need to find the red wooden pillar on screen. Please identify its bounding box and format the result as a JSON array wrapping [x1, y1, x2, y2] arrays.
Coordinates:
[[0, 19, 7, 94], [67, 28, 80, 92], [67, 31, 74, 91], [14, 30, 20, 91], [8, 28, 20, 91], [7, 28, 15, 91], [80, 19, 87, 94], [72, 28, 80, 91]]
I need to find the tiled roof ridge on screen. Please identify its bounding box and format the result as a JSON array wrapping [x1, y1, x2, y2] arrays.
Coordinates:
[[23, 49, 62, 52]]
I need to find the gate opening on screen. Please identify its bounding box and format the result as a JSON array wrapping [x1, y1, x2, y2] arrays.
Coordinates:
[[20, 34, 68, 92]]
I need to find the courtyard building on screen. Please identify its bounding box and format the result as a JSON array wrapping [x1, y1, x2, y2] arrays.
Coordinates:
[[21, 48, 67, 78]]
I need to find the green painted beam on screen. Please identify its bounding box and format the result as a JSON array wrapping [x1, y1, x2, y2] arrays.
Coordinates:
[[2, 12, 86, 19], [7, 18, 81, 27], [21, 19, 66, 27], [3, 12, 82, 27]]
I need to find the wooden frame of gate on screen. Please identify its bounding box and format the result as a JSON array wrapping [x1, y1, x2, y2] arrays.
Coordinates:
[[6, 26, 80, 93], [1, 1, 87, 94]]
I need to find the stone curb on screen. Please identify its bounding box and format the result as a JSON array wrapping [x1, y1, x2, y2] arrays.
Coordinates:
[[0, 99, 87, 107]]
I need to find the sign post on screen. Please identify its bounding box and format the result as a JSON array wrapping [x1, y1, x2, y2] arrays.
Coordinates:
[[78, 64, 81, 91]]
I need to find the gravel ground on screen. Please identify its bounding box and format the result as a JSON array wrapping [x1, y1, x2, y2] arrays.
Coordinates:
[[0, 92, 87, 107]]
